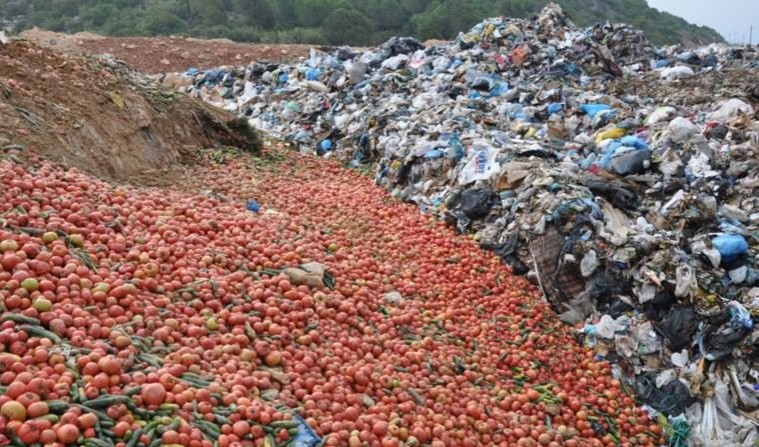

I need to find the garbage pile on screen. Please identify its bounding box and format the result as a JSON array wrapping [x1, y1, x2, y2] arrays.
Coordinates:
[[163, 3, 759, 444]]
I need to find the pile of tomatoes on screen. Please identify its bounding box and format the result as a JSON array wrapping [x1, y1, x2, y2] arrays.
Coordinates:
[[0, 147, 663, 447]]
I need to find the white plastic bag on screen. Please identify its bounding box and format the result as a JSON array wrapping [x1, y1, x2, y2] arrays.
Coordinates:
[[668, 117, 700, 142], [707, 98, 754, 122], [692, 398, 725, 446], [660, 66, 694, 80], [457, 141, 500, 185]]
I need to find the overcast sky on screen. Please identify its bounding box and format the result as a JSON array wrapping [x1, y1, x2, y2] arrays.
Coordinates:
[[647, 0, 759, 43]]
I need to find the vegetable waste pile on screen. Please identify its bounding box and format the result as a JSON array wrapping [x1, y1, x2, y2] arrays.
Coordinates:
[[0, 146, 661, 447]]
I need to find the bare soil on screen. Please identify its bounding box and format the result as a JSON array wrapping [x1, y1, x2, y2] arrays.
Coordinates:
[[0, 40, 260, 182], [19, 28, 312, 74]]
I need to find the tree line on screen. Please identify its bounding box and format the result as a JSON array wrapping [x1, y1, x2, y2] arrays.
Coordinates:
[[0, 0, 724, 47]]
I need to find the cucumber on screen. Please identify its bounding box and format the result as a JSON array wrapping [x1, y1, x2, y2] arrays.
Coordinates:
[[271, 420, 299, 429], [83, 395, 132, 408], [194, 420, 221, 440], [125, 428, 143, 447], [182, 372, 215, 382], [159, 403, 180, 412], [69, 383, 86, 403], [74, 404, 114, 424], [33, 414, 60, 423], [46, 399, 69, 413], [18, 324, 63, 343], [1, 313, 41, 325], [125, 386, 142, 397], [214, 414, 231, 425], [85, 438, 111, 447]]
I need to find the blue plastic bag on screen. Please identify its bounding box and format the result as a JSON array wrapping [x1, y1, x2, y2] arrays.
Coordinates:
[[423, 149, 444, 159], [447, 135, 465, 161], [291, 414, 321, 447], [581, 104, 611, 118], [246, 200, 260, 213], [654, 59, 671, 68], [306, 68, 320, 81], [320, 139, 333, 152], [489, 83, 508, 97], [712, 234, 749, 263], [548, 103, 564, 115]]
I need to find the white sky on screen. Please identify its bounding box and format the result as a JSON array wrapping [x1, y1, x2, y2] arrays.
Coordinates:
[[648, 0, 759, 43]]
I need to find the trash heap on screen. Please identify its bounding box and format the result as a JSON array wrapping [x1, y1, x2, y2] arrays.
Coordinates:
[[164, 3, 759, 444]]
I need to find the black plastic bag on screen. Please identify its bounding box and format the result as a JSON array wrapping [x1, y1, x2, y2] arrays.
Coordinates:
[[450, 188, 499, 233], [587, 269, 633, 308], [603, 299, 634, 319], [581, 175, 639, 210], [482, 232, 529, 276], [699, 305, 753, 361], [653, 306, 697, 351], [381, 37, 425, 56], [635, 374, 695, 416], [456, 188, 500, 220]]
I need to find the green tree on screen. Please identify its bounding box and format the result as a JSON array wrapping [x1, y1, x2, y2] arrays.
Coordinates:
[[294, 0, 350, 28], [322, 8, 374, 45], [79, 3, 118, 28], [140, 5, 188, 35], [411, 0, 485, 40], [190, 0, 227, 26], [234, 0, 277, 29], [364, 0, 406, 30], [271, 0, 298, 27]]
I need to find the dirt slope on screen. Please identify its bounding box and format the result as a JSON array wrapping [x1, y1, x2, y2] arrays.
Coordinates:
[[0, 40, 260, 182], [19, 28, 311, 74]]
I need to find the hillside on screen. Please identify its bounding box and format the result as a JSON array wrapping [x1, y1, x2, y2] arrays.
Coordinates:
[[0, 0, 724, 47]]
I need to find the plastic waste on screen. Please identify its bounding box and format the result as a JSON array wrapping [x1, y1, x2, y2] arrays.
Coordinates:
[[291, 414, 321, 447], [668, 117, 700, 142], [712, 234, 749, 264], [698, 302, 753, 361], [675, 262, 697, 298], [246, 199, 260, 213], [661, 66, 695, 80], [653, 306, 697, 351], [645, 106, 676, 125], [547, 102, 564, 114], [584, 314, 625, 339], [635, 374, 695, 416], [457, 141, 500, 185], [580, 250, 599, 277], [580, 104, 611, 118], [451, 188, 500, 232], [707, 98, 754, 122], [594, 127, 626, 143]]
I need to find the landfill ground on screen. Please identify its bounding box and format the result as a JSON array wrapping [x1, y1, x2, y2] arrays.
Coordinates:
[[1, 4, 759, 447]]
